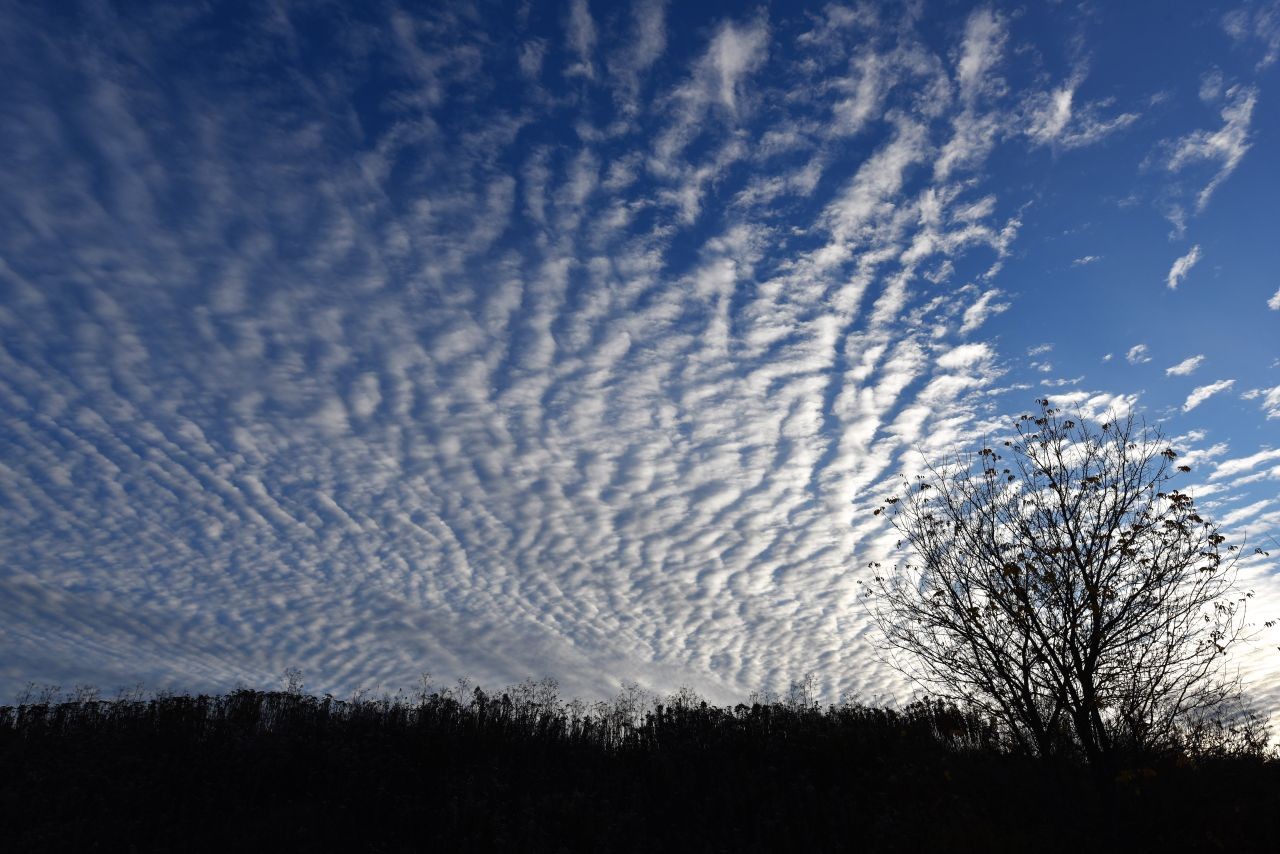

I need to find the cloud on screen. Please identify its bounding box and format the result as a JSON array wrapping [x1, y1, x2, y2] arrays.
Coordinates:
[[956, 7, 1005, 97], [1242, 385, 1280, 419], [824, 117, 930, 251], [0, 1, 1275, 715], [1024, 74, 1139, 149], [1072, 255, 1102, 266], [565, 0, 598, 78], [1166, 245, 1202, 289], [1211, 447, 1280, 480], [1126, 344, 1151, 364], [829, 51, 891, 137], [1182, 379, 1236, 411], [1165, 354, 1205, 376], [1165, 85, 1257, 214], [936, 342, 994, 369], [700, 17, 770, 113], [649, 15, 769, 219], [958, 288, 1009, 335], [1223, 1, 1280, 69], [1199, 70, 1226, 104], [0, 0, 1045, 708], [934, 7, 1006, 180], [1026, 82, 1074, 143], [519, 39, 548, 81], [608, 0, 668, 110], [1220, 498, 1275, 528], [1026, 343, 1053, 373], [1268, 286, 1280, 310]]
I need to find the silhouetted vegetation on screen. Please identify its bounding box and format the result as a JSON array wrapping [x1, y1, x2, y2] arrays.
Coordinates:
[[867, 400, 1264, 779], [3, 677, 1277, 851]]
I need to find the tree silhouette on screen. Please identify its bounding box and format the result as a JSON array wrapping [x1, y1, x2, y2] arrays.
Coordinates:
[[865, 399, 1254, 770]]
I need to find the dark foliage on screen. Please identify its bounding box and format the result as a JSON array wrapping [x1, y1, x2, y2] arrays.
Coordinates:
[[2, 681, 1277, 852]]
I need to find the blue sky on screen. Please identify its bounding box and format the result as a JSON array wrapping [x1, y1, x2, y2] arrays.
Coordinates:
[[1, 0, 1278, 709]]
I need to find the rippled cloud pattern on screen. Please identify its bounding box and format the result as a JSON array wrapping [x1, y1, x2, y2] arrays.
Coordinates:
[[2, 1, 1278, 706]]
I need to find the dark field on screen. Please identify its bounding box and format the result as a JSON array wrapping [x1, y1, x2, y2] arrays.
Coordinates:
[[3, 683, 1278, 852]]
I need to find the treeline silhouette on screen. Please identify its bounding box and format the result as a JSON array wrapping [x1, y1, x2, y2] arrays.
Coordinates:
[[3, 678, 1277, 852]]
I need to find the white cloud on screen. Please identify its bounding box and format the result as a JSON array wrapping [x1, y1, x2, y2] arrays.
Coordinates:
[[936, 342, 993, 369], [1024, 73, 1139, 149], [934, 7, 1006, 180], [565, 0, 598, 78], [1072, 255, 1102, 266], [649, 15, 769, 219], [824, 117, 929, 250], [1037, 390, 1139, 423], [1027, 83, 1074, 144], [956, 7, 1005, 97], [1211, 447, 1280, 480], [1, 1, 1276, 717], [1182, 379, 1236, 411], [703, 17, 770, 113], [1268, 285, 1280, 310], [1199, 69, 1226, 103], [958, 288, 1009, 335], [1057, 108, 1139, 148], [518, 39, 547, 80], [1220, 498, 1275, 528], [1165, 86, 1257, 213], [1223, 2, 1280, 69], [1166, 245, 1202, 289], [629, 0, 667, 71], [1242, 385, 1280, 418], [830, 51, 893, 137], [1126, 344, 1151, 364], [1165, 354, 1205, 376]]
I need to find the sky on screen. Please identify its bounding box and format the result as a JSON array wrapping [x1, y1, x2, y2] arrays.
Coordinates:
[[1, 0, 1278, 710]]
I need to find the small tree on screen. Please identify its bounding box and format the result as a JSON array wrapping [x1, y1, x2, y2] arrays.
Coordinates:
[[864, 399, 1252, 769]]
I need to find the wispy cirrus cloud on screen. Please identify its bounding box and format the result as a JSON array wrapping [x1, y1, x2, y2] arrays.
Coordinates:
[[1023, 72, 1139, 150], [1223, 1, 1280, 69], [1163, 85, 1256, 218]]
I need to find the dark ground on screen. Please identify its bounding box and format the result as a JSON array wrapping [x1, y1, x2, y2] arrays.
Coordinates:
[[3, 687, 1278, 852]]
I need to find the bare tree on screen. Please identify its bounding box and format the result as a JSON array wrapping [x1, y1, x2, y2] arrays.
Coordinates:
[[863, 399, 1254, 769]]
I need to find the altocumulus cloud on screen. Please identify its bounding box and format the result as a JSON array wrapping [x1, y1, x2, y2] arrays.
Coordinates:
[[0, 1, 1277, 709]]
